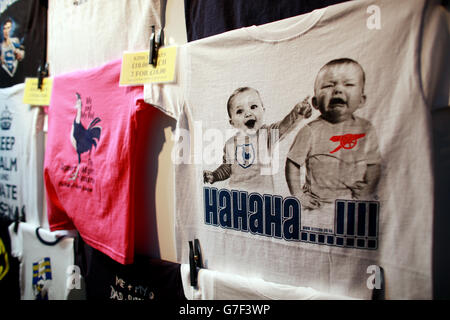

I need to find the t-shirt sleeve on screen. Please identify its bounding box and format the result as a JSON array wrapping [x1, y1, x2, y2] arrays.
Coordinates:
[[223, 139, 234, 165], [265, 105, 303, 145], [143, 46, 187, 121], [8, 222, 23, 260], [420, 1, 450, 109], [286, 125, 312, 166]]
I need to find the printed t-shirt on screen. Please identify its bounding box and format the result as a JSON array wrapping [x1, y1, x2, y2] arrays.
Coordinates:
[[144, 0, 449, 299], [0, 0, 48, 88], [47, 0, 161, 76], [0, 83, 46, 227], [44, 59, 150, 264], [9, 221, 74, 300], [74, 234, 186, 301]]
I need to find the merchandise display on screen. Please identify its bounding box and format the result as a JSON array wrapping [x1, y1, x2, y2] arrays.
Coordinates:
[[0, 0, 448, 303], [9, 221, 74, 300], [144, 0, 449, 299], [0, 0, 48, 88], [0, 83, 46, 227]]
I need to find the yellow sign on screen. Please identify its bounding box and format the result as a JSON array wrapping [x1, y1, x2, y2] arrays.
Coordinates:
[[119, 46, 177, 86], [23, 78, 53, 106]]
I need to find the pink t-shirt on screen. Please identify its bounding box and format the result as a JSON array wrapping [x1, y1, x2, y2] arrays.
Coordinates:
[[44, 59, 149, 264]]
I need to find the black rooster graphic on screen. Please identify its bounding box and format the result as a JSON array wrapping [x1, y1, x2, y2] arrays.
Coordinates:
[[69, 93, 102, 180]]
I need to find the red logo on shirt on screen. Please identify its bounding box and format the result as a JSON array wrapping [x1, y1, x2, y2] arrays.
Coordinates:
[[329, 133, 365, 153]]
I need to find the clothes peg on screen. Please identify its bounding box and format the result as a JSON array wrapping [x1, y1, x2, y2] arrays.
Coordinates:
[[12, 206, 25, 233], [149, 0, 167, 66], [189, 239, 203, 287], [13, 219, 19, 233], [37, 62, 49, 90], [149, 25, 159, 67]]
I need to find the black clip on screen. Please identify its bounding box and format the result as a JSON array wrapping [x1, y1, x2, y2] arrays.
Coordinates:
[[189, 239, 203, 287], [13, 219, 19, 233], [149, 25, 164, 67], [149, 25, 159, 67], [12, 205, 25, 233], [37, 62, 49, 90]]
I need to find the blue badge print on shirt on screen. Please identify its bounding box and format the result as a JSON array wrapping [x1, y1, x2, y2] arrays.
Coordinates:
[[70, 92, 102, 181], [32, 257, 52, 300], [236, 143, 255, 168], [0, 105, 12, 130]]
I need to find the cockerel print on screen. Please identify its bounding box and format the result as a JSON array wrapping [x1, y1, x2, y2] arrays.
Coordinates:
[[69, 92, 102, 180]]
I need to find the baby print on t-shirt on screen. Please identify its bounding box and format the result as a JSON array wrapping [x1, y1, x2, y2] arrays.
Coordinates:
[[201, 59, 382, 250]]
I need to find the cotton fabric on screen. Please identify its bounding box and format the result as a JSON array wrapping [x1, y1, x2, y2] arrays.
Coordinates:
[[9, 221, 74, 300], [48, 0, 161, 76], [145, 0, 449, 299], [0, 83, 46, 227], [44, 59, 151, 264]]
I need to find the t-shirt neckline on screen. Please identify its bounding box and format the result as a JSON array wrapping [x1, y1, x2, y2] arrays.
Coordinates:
[[244, 7, 326, 43]]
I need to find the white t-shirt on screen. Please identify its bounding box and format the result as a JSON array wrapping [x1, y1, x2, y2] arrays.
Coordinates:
[[145, 0, 449, 299], [0, 84, 46, 228], [180, 264, 356, 300], [9, 222, 74, 300], [48, 0, 161, 76]]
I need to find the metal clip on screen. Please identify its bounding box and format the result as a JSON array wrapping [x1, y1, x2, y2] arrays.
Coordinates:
[[37, 62, 49, 90], [149, 25, 161, 67], [189, 239, 203, 287]]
